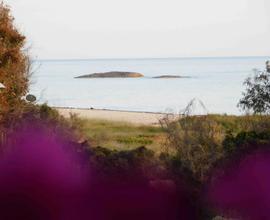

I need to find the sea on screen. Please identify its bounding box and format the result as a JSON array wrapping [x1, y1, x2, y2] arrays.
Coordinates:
[[30, 56, 269, 115]]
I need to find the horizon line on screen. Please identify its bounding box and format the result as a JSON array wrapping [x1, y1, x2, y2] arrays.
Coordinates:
[[34, 55, 270, 62]]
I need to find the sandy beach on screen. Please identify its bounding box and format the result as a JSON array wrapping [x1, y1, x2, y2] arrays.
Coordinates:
[[55, 107, 173, 126]]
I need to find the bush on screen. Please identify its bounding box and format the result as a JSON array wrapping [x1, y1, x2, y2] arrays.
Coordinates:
[[0, 3, 31, 130], [89, 146, 161, 181], [6, 104, 87, 149], [223, 130, 270, 155], [161, 115, 226, 182]]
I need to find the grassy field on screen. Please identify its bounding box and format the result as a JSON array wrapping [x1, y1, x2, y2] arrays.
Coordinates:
[[71, 114, 270, 155], [78, 118, 167, 153]]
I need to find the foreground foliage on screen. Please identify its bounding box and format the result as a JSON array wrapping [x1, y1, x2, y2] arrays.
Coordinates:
[[0, 3, 30, 130]]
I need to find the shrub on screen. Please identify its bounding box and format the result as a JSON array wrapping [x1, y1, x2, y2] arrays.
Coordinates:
[[161, 115, 226, 182], [223, 130, 270, 155], [7, 103, 87, 149], [0, 3, 31, 130], [89, 146, 160, 180]]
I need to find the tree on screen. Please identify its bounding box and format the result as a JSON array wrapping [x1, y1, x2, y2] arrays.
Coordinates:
[[238, 64, 270, 115], [0, 2, 30, 128]]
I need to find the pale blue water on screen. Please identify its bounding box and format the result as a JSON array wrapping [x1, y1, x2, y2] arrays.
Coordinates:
[[30, 57, 269, 115]]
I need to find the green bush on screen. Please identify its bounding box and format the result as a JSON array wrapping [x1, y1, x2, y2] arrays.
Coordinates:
[[223, 130, 270, 154], [11, 104, 87, 146], [89, 146, 160, 180]]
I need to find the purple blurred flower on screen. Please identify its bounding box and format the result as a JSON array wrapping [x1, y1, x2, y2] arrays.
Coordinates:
[[0, 127, 89, 220], [0, 124, 198, 220], [208, 150, 270, 220]]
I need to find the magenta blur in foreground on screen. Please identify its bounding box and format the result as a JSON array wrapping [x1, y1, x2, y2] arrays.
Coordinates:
[[207, 149, 270, 220], [0, 122, 197, 220]]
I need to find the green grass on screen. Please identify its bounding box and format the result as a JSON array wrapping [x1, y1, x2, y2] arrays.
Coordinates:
[[208, 114, 270, 134], [78, 118, 166, 152], [70, 114, 270, 155]]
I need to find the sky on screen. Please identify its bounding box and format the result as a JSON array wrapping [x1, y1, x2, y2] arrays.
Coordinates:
[[4, 0, 270, 59]]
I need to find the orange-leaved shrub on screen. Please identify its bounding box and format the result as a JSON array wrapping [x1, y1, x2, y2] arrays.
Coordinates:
[[0, 2, 30, 129]]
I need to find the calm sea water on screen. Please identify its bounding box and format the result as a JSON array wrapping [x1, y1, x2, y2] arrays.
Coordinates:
[[30, 57, 269, 115]]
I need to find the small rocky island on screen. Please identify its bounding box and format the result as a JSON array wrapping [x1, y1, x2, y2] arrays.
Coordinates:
[[75, 71, 144, 78], [153, 75, 190, 79]]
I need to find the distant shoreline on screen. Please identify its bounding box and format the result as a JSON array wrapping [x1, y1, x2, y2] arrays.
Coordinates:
[[34, 55, 269, 62]]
